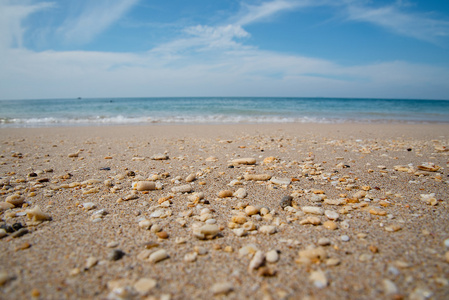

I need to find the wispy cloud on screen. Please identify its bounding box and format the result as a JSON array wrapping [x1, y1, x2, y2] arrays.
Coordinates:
[[1, 0, 449, 100], [57, 0, 140, 45], [343, 1, 449, 43], [236, 0, 306, 25], [0, 0, 54, 49], [236, 0, 449, 44]]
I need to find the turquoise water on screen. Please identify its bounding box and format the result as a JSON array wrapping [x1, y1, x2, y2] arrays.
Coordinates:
[[0, 97, 448, 127]]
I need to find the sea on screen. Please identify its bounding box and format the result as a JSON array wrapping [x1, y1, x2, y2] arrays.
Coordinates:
[[0, 97, 448, 128]]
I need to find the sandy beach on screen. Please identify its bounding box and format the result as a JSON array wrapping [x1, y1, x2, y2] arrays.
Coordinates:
[[0, 123, 448, 300]]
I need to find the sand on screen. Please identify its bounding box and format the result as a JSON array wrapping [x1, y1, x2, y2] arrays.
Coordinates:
[[0, 123, 448, 300]]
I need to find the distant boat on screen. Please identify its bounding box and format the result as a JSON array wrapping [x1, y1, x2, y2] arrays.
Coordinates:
[[77, 97, 82, 100]]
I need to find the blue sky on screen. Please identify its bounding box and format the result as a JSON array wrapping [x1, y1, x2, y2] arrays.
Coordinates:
[[1, 0, 449, 100]]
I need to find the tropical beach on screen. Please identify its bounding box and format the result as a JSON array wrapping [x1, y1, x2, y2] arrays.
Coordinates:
[[2, 0, 449, 299], [1, 123, 448, 299]]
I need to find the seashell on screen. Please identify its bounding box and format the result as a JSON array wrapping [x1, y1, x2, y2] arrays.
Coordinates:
[[417, 163, 441, 172]]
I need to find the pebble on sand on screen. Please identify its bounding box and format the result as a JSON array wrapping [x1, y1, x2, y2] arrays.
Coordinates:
[[193, 224, 220, 240], [323, 221, 338, 230], [266, 250, 280, 263], [280, 196, 293, 209], [151, 153, 169, 160], [243, 174, 271, 181], [149, 249, 169, 263], [229, 158, 256, 165], [211, 282, 234, 295], [25, 206, 51, 223], [218, 190, 233, 198], [133, 181, 157, 191], [310, 269, 328, 288], [302, 206, 324, 215], [297, 247, 327, 265], [233, 188, 247, 199], [134, 278, 157, 294], [259, 225, 276, 235], [249, 251, 265, 270], [5, 194, 25, 207], [171, 184, 192, 193]]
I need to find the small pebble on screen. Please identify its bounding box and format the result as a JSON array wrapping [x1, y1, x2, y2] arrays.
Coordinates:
[[259, 225, 276, 235], [369, 208, 387, 216], [310, 269, 328, 288], [193, 224, 219, 240], [369, 245, 379, 253], [171, 184, 192, 193], [15, 242, 31, 251], [12, 223, 23, 231], [185, 174, 196, 182], [0, 272, 10, 286], [359, 253, 372, 261], [108, 249, 125, 261], [270, 177, 291, 185], [31, 288, 41, 297], [134, 181, 156, 191], [341, 235, 350, 242], [257, 266, 277, 277], [249, 251, 265, 270], [149, 249, 169, 263], [280, 196, 293, 209], [326, 258, 341, 266], [243, 174, 271, 181], [218, 190, 233, 198], [233, 188, 247, 199], [245, 205, 259, 216], [151, 153, 169, 160], [323, 221, 338, 230], [138, 219, 152, 230], [82, 202, 96, 210], [266, 250, 280, 263], [11, 228, 28, 238], [299, 216, 321, 225], [230, 158, 256, 165], [317, 238, 331, 246], [156, 231, 169, 239], [297, 247, 327, 265], [25, 206, 51, 223], [382, 279, 398, 295], [5, 194, 25, 207], [85, 257, 98, 269], [233, 228, 247, 237], [134, 278, 157, 294], [324, 210, 339, 220], [302, 206, 324, 215], [194, 246, 208, 255], [211, 282, 234, 295], [184, 252, 198, 262], [107, 241, 119, 248]]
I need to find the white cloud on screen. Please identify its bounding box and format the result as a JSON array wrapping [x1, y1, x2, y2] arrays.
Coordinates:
[[343, 1, 449, 43], [56, 0, 140, 45], [1, 0, 449, 100], [184, 24, 250, 48], [235, 0, 449, 43], [1, 44, 448, 99], [0, 0, 54, 49], [237, 0, 303, 25]]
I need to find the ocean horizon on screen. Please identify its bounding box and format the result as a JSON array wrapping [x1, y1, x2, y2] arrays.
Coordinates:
[[1, 97, 448, 128]]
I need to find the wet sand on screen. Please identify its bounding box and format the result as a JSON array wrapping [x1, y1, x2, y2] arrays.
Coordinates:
[[0, 123, 448, 299]]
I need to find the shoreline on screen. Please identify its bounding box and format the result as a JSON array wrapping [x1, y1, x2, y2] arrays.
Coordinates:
[[1, 123, 448, 299], [1, 122, 449, 140], [2, 118, 449, 129]]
